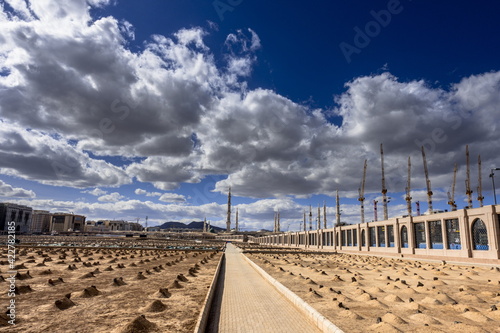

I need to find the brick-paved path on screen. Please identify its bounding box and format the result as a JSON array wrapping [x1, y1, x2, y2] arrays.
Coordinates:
[[206, 243, 322, 333]]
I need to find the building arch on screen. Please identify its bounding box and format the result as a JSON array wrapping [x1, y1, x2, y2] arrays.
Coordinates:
[[471, 218, 489, 250], [401, 225, 408, 248]]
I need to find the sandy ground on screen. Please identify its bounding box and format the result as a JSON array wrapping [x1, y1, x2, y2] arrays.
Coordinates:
[[0, 242, 222, 333], [244, 248, 500, 333]]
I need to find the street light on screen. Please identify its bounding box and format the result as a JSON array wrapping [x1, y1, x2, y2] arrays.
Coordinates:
[[490, 168, 500, 205]]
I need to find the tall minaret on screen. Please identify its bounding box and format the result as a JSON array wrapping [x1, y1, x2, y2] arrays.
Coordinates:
[[303, 210, 306, 231], [226, 187, 231, 232], [309, 205, 312, 230], [317, 204, 321, 230], [335, 190, 341, 227], [277, 209, 280, 232], [323, 201, 327, 229], [235, 208, 239, 232], [273, 212, 277, 232], [203, 216, 207, 233]]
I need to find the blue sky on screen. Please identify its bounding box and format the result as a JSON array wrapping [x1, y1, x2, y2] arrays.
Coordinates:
[[1, 0, 500, 230]]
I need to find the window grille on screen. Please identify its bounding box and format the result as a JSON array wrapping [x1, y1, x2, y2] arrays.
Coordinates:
[[414, 222, 426, 248], [445, 219, 461, 249], [377, 226, 386, 247], [341, 230, 346, 246], [387, 225, 395, 247], [472, 219, 489, 250], [347, 229, 352, 246], [429, 220, 443, 249]]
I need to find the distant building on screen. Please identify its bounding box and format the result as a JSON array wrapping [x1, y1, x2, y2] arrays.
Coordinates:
[[107, 220, 125, 231], [51, 213, 86, 232], [145, 226, 161, 232], [84, 220, 143, 232], [0, 202, 33, 234], [126, 222, 143, 231], [84, 220, 109, 232], [31, 210, 52, 234]]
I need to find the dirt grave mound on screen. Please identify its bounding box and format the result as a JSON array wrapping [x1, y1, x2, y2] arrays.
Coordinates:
[[15, 285, 33, 294], [80, 272, 95, 279], [368, 321, 401, 332], [383, 294, 404, 303], [143, 300, 168, 312], [15, 271, 32, 280], [81, 285, 101, 298], [155, 288, 171, 298], [382, 312, 407, 325], [113, 277, 126, 286], [118, 315, 158, 333], [409, 313, 440, 325], [169, 279, 183, 289], [48, 277, 65, 286], [55, 296, 75, 310], [177, 274, 188, 282]]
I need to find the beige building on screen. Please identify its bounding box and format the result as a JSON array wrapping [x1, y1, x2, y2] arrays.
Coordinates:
[[31, 210, 52, 234], [51, 213, 86, 232]]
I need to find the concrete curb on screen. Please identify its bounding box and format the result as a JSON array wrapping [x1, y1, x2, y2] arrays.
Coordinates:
[[193, 252, 225, 333], [242, 253, 344, 333]]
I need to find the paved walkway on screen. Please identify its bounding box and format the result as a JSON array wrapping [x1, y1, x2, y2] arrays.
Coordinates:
[[206, 244, 322, 333]]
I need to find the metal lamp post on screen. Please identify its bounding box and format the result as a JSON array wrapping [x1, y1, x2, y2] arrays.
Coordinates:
[[490, 168, 500, 205]]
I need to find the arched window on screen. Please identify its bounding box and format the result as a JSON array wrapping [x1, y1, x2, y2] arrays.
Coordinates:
[[401, 226, 408, 248], [361, 229, 366, 246], [472, 219, 489, 250]]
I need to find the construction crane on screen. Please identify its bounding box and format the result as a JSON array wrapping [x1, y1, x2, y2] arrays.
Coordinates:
[[380, 144, 389, 220], [358, 159, 367, 224], [465, 145, 473, 209], [373, 200, 378, 221], [447, 163, 458, 211], [405, 156, 412, 216], [421, 146, 433, 214], [477, 155, 484, 207]]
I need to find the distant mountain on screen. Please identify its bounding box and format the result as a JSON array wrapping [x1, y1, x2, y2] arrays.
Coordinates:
[[158, 221, 225, 232]]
